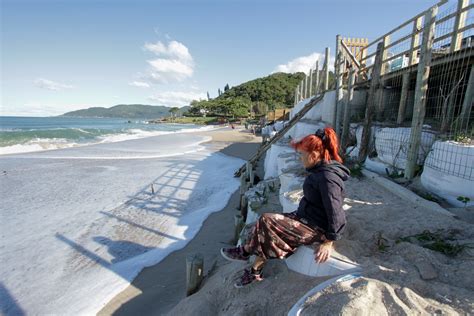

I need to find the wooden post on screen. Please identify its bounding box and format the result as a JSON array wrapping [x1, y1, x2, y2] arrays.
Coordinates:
[[341, 69, 355, 149], [381, 35, 391, 75], [460, 64, 473, 131], [324, 47, 330, 91], [304, 75, 308, 99], [234, 214, 245, 244], [450, 0, 469, 53], [335, 35, 344, 134], [405, 6, 438, 180], [308, 68, 313, 97], [186, 253, 203, 296], [397, 72, 411, 124], [246, 161, 254, 186], [410, 16, 423, 66], [299, 81, 304, 101], [358, 42, 384, 162], [294, 87, 298, 105], [314, 60, 320, 95]]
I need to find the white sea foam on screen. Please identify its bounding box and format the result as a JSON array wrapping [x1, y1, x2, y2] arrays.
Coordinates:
[[0, 131, 242, 315], [0, 125, 219, 156]]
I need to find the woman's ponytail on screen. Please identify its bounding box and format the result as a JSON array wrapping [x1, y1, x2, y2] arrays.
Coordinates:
[[323, 128, 342, 163]]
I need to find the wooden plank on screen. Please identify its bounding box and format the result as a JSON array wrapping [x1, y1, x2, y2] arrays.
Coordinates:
[[381, 35, 391, 75], [335, 35, 343, 133], [324, 47, 330, 91], [397, 72, 411, 124], [410, 16, 423, 65], [234, 93, 325, 177], [341, 69, 355, 149], [314, 60, 320, 95], [405, 6, 438, 180], [359, 42, 385, 162], [341, 40, 361, 68], [450, 0, 469, 53], [364, 0, 446, 51]]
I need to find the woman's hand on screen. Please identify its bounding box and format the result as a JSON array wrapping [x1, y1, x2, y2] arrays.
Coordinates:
[[314, 241, 333, 263]]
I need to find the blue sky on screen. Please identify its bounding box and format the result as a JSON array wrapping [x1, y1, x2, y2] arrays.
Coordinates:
[[1, 0, 437, 116]]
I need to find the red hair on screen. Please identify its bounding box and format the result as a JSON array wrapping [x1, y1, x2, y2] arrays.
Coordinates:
[[290, 127, 343, 163]]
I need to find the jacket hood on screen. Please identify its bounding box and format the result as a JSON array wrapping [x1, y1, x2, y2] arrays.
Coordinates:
[[307, 160, 350, 181]]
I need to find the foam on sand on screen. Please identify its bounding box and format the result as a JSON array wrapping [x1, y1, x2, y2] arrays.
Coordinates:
[[0, 132, 243, 315]]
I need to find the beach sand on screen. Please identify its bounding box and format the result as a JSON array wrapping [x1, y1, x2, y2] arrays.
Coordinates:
[[100, 127, 474, 315], [98, 127, 262, 315]]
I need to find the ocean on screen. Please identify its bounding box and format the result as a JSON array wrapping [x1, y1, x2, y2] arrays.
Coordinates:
[[0, 117, 243, 314], [0, 116, 207, 155]]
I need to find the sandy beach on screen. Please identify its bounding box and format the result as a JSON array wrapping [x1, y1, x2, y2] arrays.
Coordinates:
[[98, 127, 262, 315], [100, 127, 474, 315]]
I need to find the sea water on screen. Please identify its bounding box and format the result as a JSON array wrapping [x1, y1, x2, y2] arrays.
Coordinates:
[[0, 116, 212, 155], [0, 117, 243, 314]]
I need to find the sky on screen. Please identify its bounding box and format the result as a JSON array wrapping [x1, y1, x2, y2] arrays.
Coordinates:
[[1, 0, 438, 117]]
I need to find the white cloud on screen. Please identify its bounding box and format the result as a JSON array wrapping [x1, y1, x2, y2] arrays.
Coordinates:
[[129, 81, 150, 88], [142, 40, 194, 84], [148, 90, 206, 107], [273, 52, 335, 75], [34, 78, 74, 91]]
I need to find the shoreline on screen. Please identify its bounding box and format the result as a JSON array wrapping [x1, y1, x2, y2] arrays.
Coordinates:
[[98, 127, 261, 315]]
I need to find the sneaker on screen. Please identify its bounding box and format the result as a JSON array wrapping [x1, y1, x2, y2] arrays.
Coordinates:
[[234, 268, 263, 288], [220, 246, 250, 262]]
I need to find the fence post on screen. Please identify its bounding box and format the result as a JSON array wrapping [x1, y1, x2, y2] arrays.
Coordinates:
[[405, 6, 438, 180], [450, 0, 469, 53], [410, 16, 423, 66], [341, 69, 355, 149], [186, 253, 203, 296], [314, 60, 320, 95], [460, 64, 473, 131], [299, 80, 304, 101], [324, 47, 330, 91], [308, 68, 313, 97], [358, 42, 384, 162], [335, 35, 344, 134], [397, 72, 411, 124]]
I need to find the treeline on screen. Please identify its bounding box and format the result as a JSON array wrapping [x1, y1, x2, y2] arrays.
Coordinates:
[[187, 72, 309, 118]]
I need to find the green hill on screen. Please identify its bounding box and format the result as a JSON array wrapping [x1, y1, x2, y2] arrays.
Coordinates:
[[188, 71, 334, 117], [61, 104, 190, 119]]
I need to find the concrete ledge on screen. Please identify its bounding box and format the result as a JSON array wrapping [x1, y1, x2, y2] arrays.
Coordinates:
[[361, 169, 456, 217]]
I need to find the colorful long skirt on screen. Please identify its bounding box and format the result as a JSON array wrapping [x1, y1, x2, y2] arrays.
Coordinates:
[[245, 212, 326, 260]]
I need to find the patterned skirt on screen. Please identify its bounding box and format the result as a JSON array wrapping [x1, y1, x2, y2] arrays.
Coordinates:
[[245, 212, 326, 260]]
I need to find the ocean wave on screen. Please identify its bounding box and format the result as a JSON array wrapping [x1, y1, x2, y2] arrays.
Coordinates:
[[0, 125, 218, 155]]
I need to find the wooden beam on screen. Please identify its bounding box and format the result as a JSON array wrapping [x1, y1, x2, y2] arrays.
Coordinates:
[[450, 0, 469, 53], [410, 16, 423, 66], [314, 60, 320, 95], [405, 6, 438, 179], [335, 35, 344, 133], [397, 72, 411, 124], [324, 47, 330, 91], [234, 93, 325, 177], [358, 42, 384, 162], [341, 69, 356, 149]]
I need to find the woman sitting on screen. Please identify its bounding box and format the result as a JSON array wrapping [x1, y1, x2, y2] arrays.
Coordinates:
[[221, 127, 350, 288]]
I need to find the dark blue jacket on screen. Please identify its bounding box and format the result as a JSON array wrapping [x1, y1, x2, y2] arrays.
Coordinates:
[[296, 161, 349, 241]]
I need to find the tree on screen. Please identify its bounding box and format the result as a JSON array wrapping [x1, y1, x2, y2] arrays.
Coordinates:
[[224, 83, 230, 92], [168, 107, 180, 121], [207, 91, 211, 101]]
